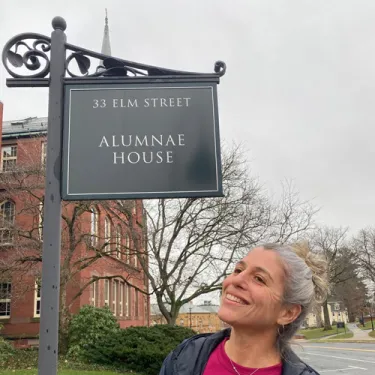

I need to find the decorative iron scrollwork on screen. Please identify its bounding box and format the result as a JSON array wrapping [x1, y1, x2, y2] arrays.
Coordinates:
[[2, 33, 52, 78], [2, 31, 226, 79]]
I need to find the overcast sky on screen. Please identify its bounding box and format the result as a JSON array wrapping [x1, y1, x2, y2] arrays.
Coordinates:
[[1, 0, 375, 234]]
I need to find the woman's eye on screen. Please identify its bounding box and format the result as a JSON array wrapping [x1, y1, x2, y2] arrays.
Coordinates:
[[254, 276, 265, 284]]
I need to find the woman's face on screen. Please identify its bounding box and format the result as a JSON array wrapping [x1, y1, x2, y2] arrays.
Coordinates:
[[218, 247, 291, 331]]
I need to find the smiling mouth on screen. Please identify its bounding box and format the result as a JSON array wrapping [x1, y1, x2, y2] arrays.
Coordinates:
[[225, 293, 249, 305]]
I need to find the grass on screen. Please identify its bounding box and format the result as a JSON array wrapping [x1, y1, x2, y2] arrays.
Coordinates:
[[298, 327, 347, 340], [369, 330, 375, 338], [329, 332, 354, 339], [357, 321, 374, 330], [0, 371, 136, 375]]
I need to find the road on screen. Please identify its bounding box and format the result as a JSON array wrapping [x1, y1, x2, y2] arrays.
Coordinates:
[[291, 342, 375, 374]]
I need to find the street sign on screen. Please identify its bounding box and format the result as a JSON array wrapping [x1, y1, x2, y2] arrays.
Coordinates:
[[62, 82, 222, 200]]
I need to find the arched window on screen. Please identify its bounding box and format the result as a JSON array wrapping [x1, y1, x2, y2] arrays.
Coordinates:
[[90, 207, 99, 246], [116, 225, 121, 259], [104, 217, 111, 251], [0, 200, 15, 244], [125, 233, 130, 264]]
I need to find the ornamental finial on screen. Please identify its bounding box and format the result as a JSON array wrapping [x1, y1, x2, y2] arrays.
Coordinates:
[[52, 16, 67, 31]]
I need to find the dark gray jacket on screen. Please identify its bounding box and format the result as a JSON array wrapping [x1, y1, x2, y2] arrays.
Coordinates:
[[159, 329, 319, 375]]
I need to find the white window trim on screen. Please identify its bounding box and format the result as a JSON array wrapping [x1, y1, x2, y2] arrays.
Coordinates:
[[134, 288, 139, 317], [38, 201, 44, 241], [104, 279, 109, 307], [104, 217, 111, 251], [91, 207, 99, 247], [0, 200, 15, 245], [112, 280, 117, 316], [125, 284, 130, 317], [0, 282, 11, 319], [90, 280, 97, 307], [1, 145, 17, 172], [125, 234, 130, 264], [119, 282, 124, 317], [116, 226, 121, 259], [41, 141, 47, 168], [34, 280, 41, 318]]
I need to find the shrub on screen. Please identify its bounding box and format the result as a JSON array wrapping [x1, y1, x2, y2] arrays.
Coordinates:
[[67, 305, 119, 360], [84, 324, 196, 375], [0, 324, 15, 366]]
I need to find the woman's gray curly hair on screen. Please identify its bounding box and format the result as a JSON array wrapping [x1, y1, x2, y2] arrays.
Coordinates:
[[261, 242, 329, 355]]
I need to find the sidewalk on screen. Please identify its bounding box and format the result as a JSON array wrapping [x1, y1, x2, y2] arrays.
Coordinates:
[[345, 323, 374, 340]]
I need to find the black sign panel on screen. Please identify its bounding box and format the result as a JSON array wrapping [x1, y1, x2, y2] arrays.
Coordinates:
[[62, 81, 222, 200]]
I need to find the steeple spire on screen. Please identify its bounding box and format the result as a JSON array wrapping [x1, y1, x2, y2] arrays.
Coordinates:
[[101, 8, 112, 56]]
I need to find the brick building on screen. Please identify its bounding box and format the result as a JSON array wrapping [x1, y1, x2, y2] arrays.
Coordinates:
[[0, 15, 149, 345]]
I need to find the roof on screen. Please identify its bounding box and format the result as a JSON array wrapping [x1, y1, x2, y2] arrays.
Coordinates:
[[151, 303, 220, 316], [2, 116, 48, 139]]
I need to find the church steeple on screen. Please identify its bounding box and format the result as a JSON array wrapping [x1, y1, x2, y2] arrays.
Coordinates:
[[101, 9, 112, 56]]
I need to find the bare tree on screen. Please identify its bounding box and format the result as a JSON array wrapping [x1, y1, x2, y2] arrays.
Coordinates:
[[352, 228, 375, 284], [309, 226, 356, 330], [107, 145, 317, 325], [0, 139, 142, 352], [333, 273, 368, 322]]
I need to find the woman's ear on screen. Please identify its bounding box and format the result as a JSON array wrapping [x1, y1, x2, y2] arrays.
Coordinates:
[[277, 304, 302, 326]]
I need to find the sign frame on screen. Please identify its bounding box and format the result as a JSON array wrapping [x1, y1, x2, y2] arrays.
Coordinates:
[[61, 77, 223, 200]]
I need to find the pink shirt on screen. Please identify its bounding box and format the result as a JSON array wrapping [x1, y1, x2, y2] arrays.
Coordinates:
[[203, 338, 282, 375]]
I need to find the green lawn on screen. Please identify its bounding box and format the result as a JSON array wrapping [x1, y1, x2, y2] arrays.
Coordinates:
[[357, 321, 374, 330], [369, 330, 375, 338], [0, 371, 136, 375], [298, 327, 347, 340], [329, 332, 354, 339]]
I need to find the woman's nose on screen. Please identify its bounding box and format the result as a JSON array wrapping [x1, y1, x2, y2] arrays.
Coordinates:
[[231, 272, 248, 290]]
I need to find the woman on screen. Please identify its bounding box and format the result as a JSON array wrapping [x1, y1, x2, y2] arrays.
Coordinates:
[[159, 243, 328, 375]]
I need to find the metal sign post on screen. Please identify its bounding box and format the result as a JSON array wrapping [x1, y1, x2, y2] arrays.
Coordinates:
[[1, 16, 226, 375], [37, 17, 66, 375]]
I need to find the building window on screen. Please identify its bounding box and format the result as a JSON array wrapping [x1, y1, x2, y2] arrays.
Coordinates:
[[38, 201, 44, 241], [134, 289, 139, 317], [116, 225, 121, 259], [119, 282, 124, 317], [125, 234, 130, 264], [1, 145, 17, 172], [112, 280, 118, 315], [90, 280, 98, 307], [104, 279, 109, 307], [91, 207, 99, 246], [134, 237, 139, 268], [125, 284, 131, 317], [34, 279, 41, 317], [41, 141, 47, 167], [0, 200, 15, 245], [0, 283, 11, 318], [104, 217, 111, 251]]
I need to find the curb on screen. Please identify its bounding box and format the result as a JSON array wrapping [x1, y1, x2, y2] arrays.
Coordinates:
[[309, 339, 375, 344]]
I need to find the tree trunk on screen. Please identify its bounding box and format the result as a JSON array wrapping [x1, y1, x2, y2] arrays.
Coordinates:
[[58, 281, 71, 354], [313, 303, 323, 328], [323, 299, 332, 331]]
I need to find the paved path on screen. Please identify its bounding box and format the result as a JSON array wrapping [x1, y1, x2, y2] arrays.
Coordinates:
[[292, 341, 375, 374], [346, 323, 373, 340]]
